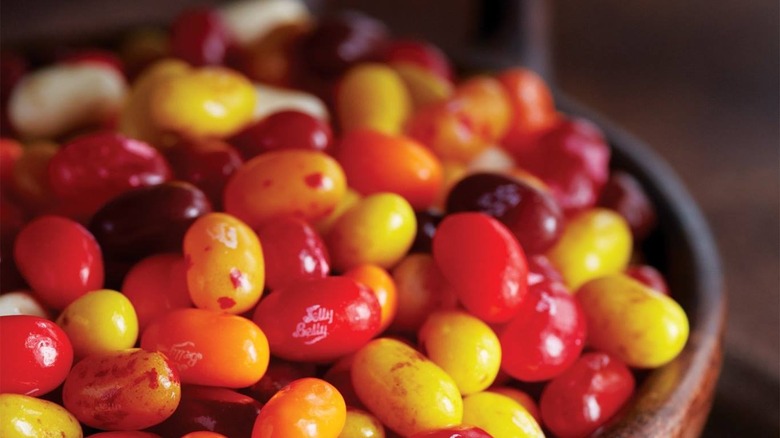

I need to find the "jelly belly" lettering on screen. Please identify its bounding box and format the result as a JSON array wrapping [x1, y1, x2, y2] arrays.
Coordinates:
[[292, 305, 334, 345]]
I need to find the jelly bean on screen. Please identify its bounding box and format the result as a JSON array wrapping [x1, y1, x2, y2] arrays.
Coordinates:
[[336, 63, 411, 134], [409, 426, 492, 438], [89, 181, 212, 262], [182, 433, 227, 438], [253, 276, 380, 362], [251, 83, 330, 121], [405, 99, 487, 164], [218, 0, 311, 47], [446, 172, 564, 254], [391, 63, 453, 109], [235, 22, 310, 87], [339, 407, 385, 438], [224, 149, 346, 228], [243, 357, 318, 404], [432, 212, 528, 323], [256, 216, 330, 291], [48, 131, 172, 217], [461, 391, 544, 438], [336, 130, 444, 210], [0, 138, 23, 189], [10, 141, 58, 214], [62, 349, 181, 431], [496, 67, 558, 155], [489, 387, 541, 423], [540, 352, 635, 438], [8, 62, 126, 140], [625, 264, 669, 295], [122, 254, 192, 331], [163, 137, 243, 209], [0, 291, 47, 318], [118, 28, 170, 80], [14, 215, 104, 310], [0, 393, 82, 437], [229, 110, 333, 160], [150, 385, 261, 437], [418, 310, 502, 394], [598, 170, 658, 241], [0, 315, 73, 396], [184, 212, 265, 313], [313, 187, 361, 235], [389, 253, 458, 334], [576, 273, 689, 368], [170, 7, 231, 66], [410, 209, 443, 253], [351, 338, 462, 436], [56, 289, 138, 358], [383, 39, 453, 82], [343, 264, 397, 333], [91, 433, 161, 438], [499, 279, 586, 381], [454, 76, 513, 142], [151, 66, 256, 138], [466, 145, 516, 174], [326, 193, 417, 271], [527, 253, 565, 286], [141, 308, 269, 387], [252, 377, 346, 438], [545, 207, 633, 290]]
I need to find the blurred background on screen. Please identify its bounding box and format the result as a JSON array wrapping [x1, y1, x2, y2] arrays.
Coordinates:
[[2, 0, 778, 435]]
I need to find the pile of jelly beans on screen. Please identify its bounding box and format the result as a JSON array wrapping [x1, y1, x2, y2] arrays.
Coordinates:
[[0, 1, 690, 437]]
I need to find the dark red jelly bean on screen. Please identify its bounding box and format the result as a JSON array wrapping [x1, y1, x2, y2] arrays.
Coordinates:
[[255, 216, 330, 291], [626, 264, 669, 295], [598, 170, 657, 241], [410, 209, 443, 254], [446, 172, 564, 254], [229, 110, 333, 160], [163, 138, 243, 209], [170, 7, 232, 66], [149, 385, 261, 437], [242, 357, 318, 404], [48, 131, 171, 217], [89, 181, 211, 262], [383, 38, 453, 81], [409, 425, 493, 438], [540, 352, 635, 438]]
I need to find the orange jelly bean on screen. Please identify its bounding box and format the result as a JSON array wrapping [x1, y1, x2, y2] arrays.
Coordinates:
[[496, 67, 558, 153], [343, 263, 398, 333], [183, 212, 264, 314], [224, 149, 347, 229], [141, 308, 270, 388]]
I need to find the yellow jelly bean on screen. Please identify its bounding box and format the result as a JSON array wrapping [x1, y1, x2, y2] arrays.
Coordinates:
[[390, 254, 458, 334], [338, 407, 386, 438], [392, 63, 453, 109], [351, 338, 462, 436], [0, 393, 82, 438], [337, 63, 411, 134], [56, 289, 138, 358], [545, 207, 632, 290], [462, 391, 544, 438], [576, 273, 689, 368]]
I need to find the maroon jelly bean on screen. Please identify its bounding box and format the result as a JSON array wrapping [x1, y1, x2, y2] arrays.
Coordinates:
[[170, 7, 232, 66], [229, 110, 333, 160], [598, 170, 657, 241]]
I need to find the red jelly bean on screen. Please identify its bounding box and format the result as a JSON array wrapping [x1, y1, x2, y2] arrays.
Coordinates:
[[170, 7, 232, 66], [383, 38, 453, 82], [432, 212, 528, 323], [0, 315, 74, 396], [229, 110, 333, 160], [14, 215, 104, 310]]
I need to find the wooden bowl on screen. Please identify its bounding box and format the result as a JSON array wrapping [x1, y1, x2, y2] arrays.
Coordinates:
[[556, 94, 727, 437]]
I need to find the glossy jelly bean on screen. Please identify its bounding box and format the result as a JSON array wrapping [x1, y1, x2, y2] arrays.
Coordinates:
[[453, 76, 512, 142], [0, 315, 73, 396], [0, 292, 47, 318], [224, 149, 346, 228], [336, 130, 444, 210], [409, 426, 492, 438], [56, 289, 138, 358], [252, 377, 346, 438], [598, 170, 657, 241], [251, 82, 330, 121], [446, 172, 564, 254], [14, 215, 104, 310], [253, 276, 380, 362], [343, 264, 397, 333], [540, 352, 635, 438], [313, 187, 361, 235], [122, 254, 193, 331], [326, 193, 417, 271], [243, 357, 318, 404], [383, 39, 453, 82], [499, 279, 586, 381], [392, 63, 453, 109], [90, 432, 161, 438], [527, 253, 565, 286], [48, 131, 172, 216], [89, 181, 212, 262], [62, 349, 181, 431], [489, 387, 541, 423], [170, 7, 231, 66], [432, 212, 528, 323], [351, 338, 462, 436], [339, 407, 385, 438], [336, 63, 411, 134], [545, 208, 633, 290], [141, 308, 269, 387], [151, 66, 256, 138], [184, 212, 264, 314], [0, 393, 82, 437], [496, 67, 558, 154], [577, 273, 689, 368], [389, 253, 458, 334], [461, 391, 544, 438], [625, 264, 669, 295], [229, 110, 333, 160], [255, 216, 330, 291], [418, 310, 502, 394], [150, 385, 261, 437]]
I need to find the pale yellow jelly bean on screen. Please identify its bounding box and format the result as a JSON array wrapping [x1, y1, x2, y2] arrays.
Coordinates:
[[545, 207, 632, 290], [351, 338, 462, 436], [462, 392, 544, 438], [576, 273, 690, 368], [338, 407, 386, 438], [0, 291, 48, 317], [56, 289, 138, 358], [0, 393, 83, 438], [337, 63, 411, 134], [253, 83, 329, 122], [218, 0, 311, 46], [151, 66, 256, 138], [418, 310, 501, 395], [326, 193, 416, 271]]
